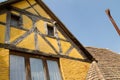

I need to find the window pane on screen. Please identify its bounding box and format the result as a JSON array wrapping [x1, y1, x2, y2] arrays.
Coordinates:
[[47, 60, 62, 80], [11, 14, 20, 27], [47, 25, 54, 36], [10, 55, 26, 80], [30, 58, 46, 80]]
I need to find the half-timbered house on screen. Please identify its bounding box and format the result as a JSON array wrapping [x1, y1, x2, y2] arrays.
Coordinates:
[[0, 0, 95, 80]]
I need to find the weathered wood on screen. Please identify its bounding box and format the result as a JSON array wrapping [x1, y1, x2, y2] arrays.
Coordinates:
[[65, 46, 74, 55], [12, 27, 29, 31], [11, 27, 35, 45], [34, 27, 39, 50], [24, 3, 37, 10], [36, 0, 94, 61], [54, 26, 63, 54], [37, 29, 59, 54], [10, 6, 53, 23], [0, 7, 7, 15], [0, 22, 6, 25], [25, 57, 32, 80], [26, 0, 42, 17], [42, 59, 50, 80], [55, 24, 88, 59], [44, 34, 69, 42], [5, 11, 11, 44], [0, 21, 28, 31], [0, 43, 91, 63]]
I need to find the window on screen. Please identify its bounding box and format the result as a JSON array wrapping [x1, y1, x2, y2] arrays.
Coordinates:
[[10, 55, 26, 80], [10, 13, 22, 28], [47, 60, 62, 80], [30, 58, 46, 80], [47, 24, 54, 36], [10, 51, 62, 80]]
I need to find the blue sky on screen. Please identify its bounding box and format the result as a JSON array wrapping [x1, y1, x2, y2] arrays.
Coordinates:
[[0, 0, 120, 53], [43, 0, 120, 53]]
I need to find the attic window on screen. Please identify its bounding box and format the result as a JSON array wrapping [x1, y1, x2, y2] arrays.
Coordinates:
[[47, 24, 54, 36], [10, 13, 22, 28]]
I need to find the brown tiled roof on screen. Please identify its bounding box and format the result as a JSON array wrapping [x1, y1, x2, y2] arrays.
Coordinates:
[[86, 47, 120, 80]]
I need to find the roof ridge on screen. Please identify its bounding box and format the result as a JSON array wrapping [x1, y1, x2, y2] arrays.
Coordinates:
[[86, 46, 120, 55]]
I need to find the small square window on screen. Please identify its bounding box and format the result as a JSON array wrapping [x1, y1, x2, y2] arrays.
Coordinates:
[[10, 13, 22, 28], [47, 24, 54, 36]]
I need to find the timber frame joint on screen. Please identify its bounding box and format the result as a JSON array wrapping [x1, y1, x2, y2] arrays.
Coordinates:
[[0, 43, 91, 63]]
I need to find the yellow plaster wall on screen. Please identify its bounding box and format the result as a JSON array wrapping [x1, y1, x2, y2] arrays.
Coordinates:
[[11, 11, 33, 29], [57, 30, 66, 40], [0, 24, 5, 43], [0, 13, 6, 23], [0, 0, 85, 59], [22, 15, 33, 29], [60, 41, 71, 54], [33, 4, 51, 19], [0, 1, 91, 80], [12, 0, 36, 9], [38, 35, 56, 54], [11, 11, 19, 15], [69, 48, 84, 59], [26, 8, 38, 15], [12, 0, 51, 19], [0, 48, 9, 80], [17, 33, 35, 50], [60, 58, 90, 80], [46, 37, 59, 52], [10, 27, 26, 42], [36, 20, 46, 34], [0, 13, 6, 43]]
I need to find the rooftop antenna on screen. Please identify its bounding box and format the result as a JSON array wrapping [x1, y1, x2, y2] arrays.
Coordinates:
[[105, 9, 120, 36]]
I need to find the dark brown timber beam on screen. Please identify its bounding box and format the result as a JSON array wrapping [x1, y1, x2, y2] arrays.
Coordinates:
[[0, 43, 91, 63], [10, 6, 53, 23]]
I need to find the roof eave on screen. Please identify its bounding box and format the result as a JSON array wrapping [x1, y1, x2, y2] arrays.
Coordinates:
[[0, 0, 21, 7]]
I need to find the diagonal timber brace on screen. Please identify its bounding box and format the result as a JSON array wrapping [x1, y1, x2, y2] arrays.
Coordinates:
[[10, 6, 54, 23], [37, 29, 59, 54], [11, 27, 35, 45], [65, 46, 74, 55]]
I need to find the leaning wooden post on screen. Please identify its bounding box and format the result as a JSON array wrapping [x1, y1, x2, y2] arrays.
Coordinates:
[[105, 9, 120, 36]]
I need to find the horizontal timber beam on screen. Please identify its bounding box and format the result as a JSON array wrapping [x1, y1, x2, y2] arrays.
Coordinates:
[[0, 43, 91, 63], [0, 22, 6, 25], [10, 6, 53, 23], [43, 34, 69, 42]]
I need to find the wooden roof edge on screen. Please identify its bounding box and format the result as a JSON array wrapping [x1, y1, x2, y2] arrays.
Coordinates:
[[36, 0, 95, 62], [0, 0, 20, 7]]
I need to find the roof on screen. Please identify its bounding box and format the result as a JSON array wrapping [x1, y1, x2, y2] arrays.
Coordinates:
[[86, 47, 120, 80], [0, 0, 94, 61]]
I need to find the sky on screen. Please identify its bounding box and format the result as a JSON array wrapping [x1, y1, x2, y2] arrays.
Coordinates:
[[43, 0, 120, 53], [0, 0, 120, 53]]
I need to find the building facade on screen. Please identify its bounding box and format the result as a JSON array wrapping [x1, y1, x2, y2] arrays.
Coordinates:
[[0, 0, 94, 80]]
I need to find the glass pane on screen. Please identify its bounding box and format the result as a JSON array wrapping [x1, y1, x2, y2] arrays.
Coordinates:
[[10, 55, 26, 80], [47, 60, 62, 80], [10, 14, 21, 27], [47, 25, 54, 36], [30, 58, 46, 80]]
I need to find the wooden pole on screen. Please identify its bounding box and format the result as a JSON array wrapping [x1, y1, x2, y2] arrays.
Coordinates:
[[105, 9, 120, 36]]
